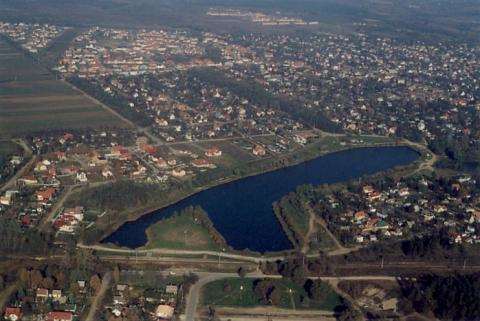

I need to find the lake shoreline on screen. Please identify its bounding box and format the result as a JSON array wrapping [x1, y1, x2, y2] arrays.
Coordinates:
[[100, 142, 423, 252]]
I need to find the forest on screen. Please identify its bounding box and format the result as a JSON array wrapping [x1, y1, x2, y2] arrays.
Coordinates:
[[66, 180, 164, 213], [400, 273, 480, 320], [0, 217, 52, 254]]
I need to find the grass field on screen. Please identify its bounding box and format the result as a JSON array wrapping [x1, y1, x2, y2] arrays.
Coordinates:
[[143, 210, 221, 251], [201, 278, 343, 311], [0, 38, 129, 137], [308, 223, 338, 253]]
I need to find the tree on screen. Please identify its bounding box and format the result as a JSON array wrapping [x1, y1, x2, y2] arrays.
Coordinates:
[[237, 267, 247, 278], [55, 271, 67, 288], [113, 265, 120, 284], [90, 274, 102, 294], [18, 268, 29, 285], [254, 280, 274, 304], [223, 282, 232, 293], [42, 277, 54, 289], [291, 265, 306, 285], [269, 286, 282, 306], [207, 306, 219, 321], [335, 301, 362, 321], [29, 270, 43, 289], [400, 273, 480, 320], [305, 279, 329, 301]]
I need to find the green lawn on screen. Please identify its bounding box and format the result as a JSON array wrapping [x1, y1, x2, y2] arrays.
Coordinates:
[[143, 210, 221, 251], [201, 278, 343, 311]]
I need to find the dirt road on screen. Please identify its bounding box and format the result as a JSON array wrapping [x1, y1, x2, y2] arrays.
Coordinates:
[[207, 306, 336, 321], [84, 272, 111, 321]]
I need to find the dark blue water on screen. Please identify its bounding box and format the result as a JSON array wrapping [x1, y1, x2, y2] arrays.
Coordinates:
[[103, 146, 419, 252]]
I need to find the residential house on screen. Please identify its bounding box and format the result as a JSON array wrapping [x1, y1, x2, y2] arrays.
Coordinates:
[[205, 147, 222, 157], [165, 285, 178, 295], [46, 311, 73, 321], [4, 307, 22, 321], [252, 145, 266, 156], [36, 188, 56, 204], [36, 288, 49, 302]]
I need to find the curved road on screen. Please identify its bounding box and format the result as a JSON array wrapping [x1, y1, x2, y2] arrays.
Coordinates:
[[0, 139, 36, 193]]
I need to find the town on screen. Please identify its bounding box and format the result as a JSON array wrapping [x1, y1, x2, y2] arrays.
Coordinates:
[[0, 4, 479, 320]]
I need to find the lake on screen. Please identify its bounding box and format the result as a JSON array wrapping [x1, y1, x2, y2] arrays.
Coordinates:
[[103, 146, 419, 252]]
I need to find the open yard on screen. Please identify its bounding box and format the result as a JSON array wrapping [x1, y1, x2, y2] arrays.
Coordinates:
[[0, 39, 130, 137]]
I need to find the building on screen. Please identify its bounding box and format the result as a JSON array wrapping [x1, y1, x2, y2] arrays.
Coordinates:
[[252, 145, 266, 156], [205, 147, 222, 157], [4, 307, 22, 321], [191, 159, 215, 169], [171, 169, 186, 177], [46, 311, 73, 321], [165, 285, 178, 295], [155, 305, 174, 319], [36, 188, 56, 203], [36, 288, 49, 301]]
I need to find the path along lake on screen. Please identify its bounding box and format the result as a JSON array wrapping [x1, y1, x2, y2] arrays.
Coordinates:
[[103, 146, 419, 253]]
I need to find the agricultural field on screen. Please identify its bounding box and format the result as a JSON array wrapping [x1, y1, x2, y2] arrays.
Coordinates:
[[0, 38, 130, 137]]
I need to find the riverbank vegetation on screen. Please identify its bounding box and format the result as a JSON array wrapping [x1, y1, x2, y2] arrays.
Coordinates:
[[66, 180, 173, 244], [143, 206, 226, 251], [73, 140, 407, 246], [66, 180, 165, 213], [273, 186, 314, 249]]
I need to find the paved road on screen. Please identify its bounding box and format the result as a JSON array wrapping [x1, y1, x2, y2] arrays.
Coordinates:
[[79, 244, 275, 263]]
